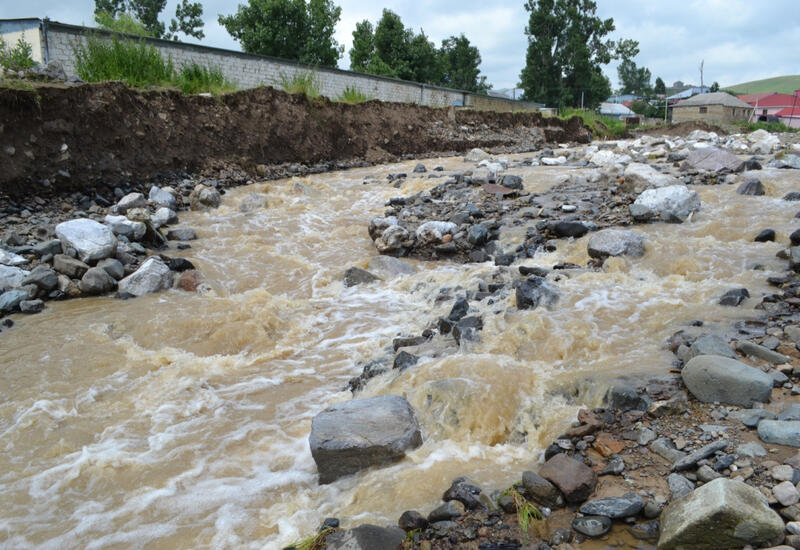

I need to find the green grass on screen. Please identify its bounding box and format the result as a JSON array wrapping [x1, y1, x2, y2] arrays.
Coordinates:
[[336, 85, 372, 104], [175, 63, 236, 95], [73, 36, 236, 95], [725, 75, 800, 95], [283, 528, 334, 550], [0, 37, 36, 72], [560, 107, 628, 138], [74, 35, 174, 88], [279, 71, 321, 98], [501, 488, 544, 542], [733, 120, 799, 134]]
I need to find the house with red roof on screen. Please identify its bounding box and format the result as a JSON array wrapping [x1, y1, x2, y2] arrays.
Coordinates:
[[775, 106, 800, 128], [738, 91, 800, 122]]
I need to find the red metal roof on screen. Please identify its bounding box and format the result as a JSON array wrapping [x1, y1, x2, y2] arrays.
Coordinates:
[[776, 106, 800, 117], [741, 92, 800, 107], [738, 92, 774, 104]]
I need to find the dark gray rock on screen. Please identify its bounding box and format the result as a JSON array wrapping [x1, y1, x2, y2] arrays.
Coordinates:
[[572, 515, 612, 537], [166, 228, 197, 241], [33, 239, 62, 257], [398, 510, 428, 531], [501, 175, 523, 189], [522, 470, 564, 508], [324, 524, 406, 550], [343, 267, 380, 287], [453, 316, 483, 344], [551, 221, 589, 238], [393, 351, 418, 371], [448, 297, 469, 321], [467, 224, 489, 245], [791, 228, 800, 246], [755, 229, 776, 242], [682, 355, 772, 407], [413, 163, 426, 173], [97, 258, 125, 280], [580, 493, 644, 518], [78, 267, 118, 295], [515, 276, 559, 310], [786, 192, 800, 201], [428, 500, 464, 522], [309, 395, 422, 483], [0, 289, 29, 313], [53, 254, 89, 279], [672, 439, 729, 471], [19, 299, 44, 314], [629, 520, 660, 541], [667, 473, 695, 500], [607, 384, 651, 412], [719, 288, 749, 306], [737, 179, 765, 196], [658, 478, 784, 550], [442, 477, 485, 510], [22, 265, 58, 291]]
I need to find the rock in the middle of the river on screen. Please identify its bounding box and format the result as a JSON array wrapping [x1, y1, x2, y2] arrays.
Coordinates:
[[309, 395, 423, 484]]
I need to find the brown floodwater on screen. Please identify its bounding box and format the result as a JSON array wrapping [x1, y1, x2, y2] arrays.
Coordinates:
[[0, 153, 798, 549]]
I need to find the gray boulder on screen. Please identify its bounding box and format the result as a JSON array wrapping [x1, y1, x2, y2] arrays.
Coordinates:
[[587, 228, 646, 260], [55, 219, 117, 264], [22, 265, 58, 291], [148, 186, 178, 210], [572, 516, 612, 537], [688, 334, 736, 360], [53, 254, 89, 279], [658, 478, 784, 550], [239, 193, 268, 213], [324, 524, 406, 550], [367, 256, 416, 278], [78, 267, 118, 295], [118, 257, 173, 297], [682, 355, 772, 406], [668, 473, 695, 500], [104, 215, 146, 241], [343, 267, 380, 287], [465, 148, 491, 162], [681, 148, 745, 173], [539, 453, 597, 504], [737, 179, 765, 196], [515, 276, 559, 310], [309, 395, 422, 484], [0, 289, 29, 313], [736, 340, 790, 364], [630, 185, 701, 223], [189, 184, 221, 210], [165, 228, 197, 241], [522, 470, 564, 508], [97, 258, 125, 280], [758, 420, 800, 447], [0, 264, 30, 289], [623, 162, 680, 193], [151, 207, 179, 228], [580, 493, 644, 518], [115, 192, 146, 214]]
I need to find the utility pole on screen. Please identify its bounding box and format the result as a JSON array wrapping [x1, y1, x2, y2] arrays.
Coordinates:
[[580, 91, 584, 110], [700, 60, 704, 89]]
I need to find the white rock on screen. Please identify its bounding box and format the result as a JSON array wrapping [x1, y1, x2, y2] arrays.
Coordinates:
[[151, 207, 178, 229], [623, 163, 681, 193], [542, 156, 567, 166], [587, 229, 646, 260], [630, 185, 701, 223], [0, 264, 30, 289], [773, 481, 800, 507], [748, 129, 780, 154], [687, 130, 718, 142], [464, 148, 491, 162], [55, 218, 118, 264], [589, 150, 632, 166], [118, 257, 172, 297], [0, 248, 28, 267], [415, 221, 457, 245], [375, 225, 409, 253], [104, 215, 146, 241], [115, 192, 146, 214], [148, 186, 178, 210]]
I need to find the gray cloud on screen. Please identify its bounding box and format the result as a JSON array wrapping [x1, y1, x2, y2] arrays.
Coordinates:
[[4, 0, 798, 91]]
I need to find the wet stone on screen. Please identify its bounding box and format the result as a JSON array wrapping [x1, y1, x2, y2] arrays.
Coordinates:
[[572, 515, 611, 537], [719, 288, 750, 306], [755, 229, 776, 242], [579, 493, 644, 518], [428, 500, 465, 522], [539, 453, 597, 504], [398, 510, 428, 531], [343, 266, 380, 287], [393, 351, 419, 371]]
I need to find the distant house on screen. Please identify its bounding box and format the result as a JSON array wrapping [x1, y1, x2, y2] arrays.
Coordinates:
[[672, 92, 752, 124], [598, 102, 634, 120], [667, 86, 711, 102], [738, 90, 800, 122], [606, 94, 640, 104], [775, 106, 800, 128]]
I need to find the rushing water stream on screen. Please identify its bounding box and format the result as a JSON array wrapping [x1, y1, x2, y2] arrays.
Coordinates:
[[1, 154, 798, 549]]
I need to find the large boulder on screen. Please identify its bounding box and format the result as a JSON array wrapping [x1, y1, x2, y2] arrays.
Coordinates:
[[148, 186, 178, 210], [630, 185, 701, 223], [623, 163, 681, 193], [681, 148, 745, 173], [758, 420, 800, 447], [118, 257, 173, 297], [658, 478, 784, 550], [78, 267, 118, 295], [189, 184, 221, 210], [309, 395, 422, 484], [465, 148, 491, 162], [539, 453, 597, 503], [115, 192, 146, 214], [0, 264, 30, 289], [747, 129, 780, 154], [104, 215, 146, 241], [55, 219, 117, 264], [587, 229, 646, 260], [0, 289, 29, 313], [682, 355, 772, 407]]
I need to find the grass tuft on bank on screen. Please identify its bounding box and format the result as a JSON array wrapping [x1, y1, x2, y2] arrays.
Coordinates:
[[336, 85, 372, 104], [560, 107, 628, 138], [73, 36, 236, 95], [279, 71, 321, 99], [733, 120, 799, 134]]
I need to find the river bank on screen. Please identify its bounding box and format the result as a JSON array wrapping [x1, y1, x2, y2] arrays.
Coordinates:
[[2, 111, 800, 549]]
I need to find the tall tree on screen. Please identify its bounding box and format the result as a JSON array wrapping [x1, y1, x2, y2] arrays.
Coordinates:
[[519, 0, 619, 108], [405, 30, 443, 84], [440, 34, 489, 93], [94, 0, 204, 40], [219, 0, 343, 66], [349, 20, 374, 72], [616, 38, 652, 96], [654, 76, 666, 95], [372, 9, 412, 78]]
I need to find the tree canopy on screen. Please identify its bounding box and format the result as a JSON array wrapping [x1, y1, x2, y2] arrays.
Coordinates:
[[348, 10, 489, 93], [519, 0, 623, 108], [218, 0, 343, 66], [94, 0, 204, 40], [654, 76, 666, 95], [615, 38, 652, 96]]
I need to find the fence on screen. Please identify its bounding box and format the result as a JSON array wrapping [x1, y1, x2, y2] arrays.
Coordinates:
[[1, 18, 542, 112]]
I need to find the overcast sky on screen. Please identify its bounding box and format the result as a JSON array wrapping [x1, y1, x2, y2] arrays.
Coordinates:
[[4, 0, 799, 91]]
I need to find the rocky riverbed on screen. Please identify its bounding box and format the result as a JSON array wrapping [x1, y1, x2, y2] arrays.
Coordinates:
[[3, 122, 800, 550]]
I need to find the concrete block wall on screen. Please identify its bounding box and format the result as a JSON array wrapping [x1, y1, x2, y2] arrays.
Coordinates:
[[0, 19, 44, 64], [3, 19, 540, 112]]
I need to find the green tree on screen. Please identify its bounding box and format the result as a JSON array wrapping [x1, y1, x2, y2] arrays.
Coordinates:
[[440, 34, 489, 93], [617, 59, 652, 96], [519, 0, 618, 108], [349, 20, 374, 72], [710, 81, 720, 92], [405, 30, 443, 84], [372, 9, 412, 78], [218, 0, 343, 66], [654, 76, 666, 95], [94, 0, 204, 40]]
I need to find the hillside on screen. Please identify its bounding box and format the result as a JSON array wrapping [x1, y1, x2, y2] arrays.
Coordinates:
[[726, 75, 800, 94]]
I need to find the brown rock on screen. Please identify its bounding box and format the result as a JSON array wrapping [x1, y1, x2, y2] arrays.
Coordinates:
[[566, 423, 600, 437], [593, 432, 625, 457], [178, 270, 201, 291], [539, 453, 598, 504]]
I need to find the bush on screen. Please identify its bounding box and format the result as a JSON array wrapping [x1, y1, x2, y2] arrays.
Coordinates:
[[74, 35, 174, 87], [734, 120, 798, 133], [279, 71, 320, 98], [94, 11, 152, 37], [175, 63, 235, 95], [561, 107, 628, 138], [337, 85, 372, 104], [0, 37, 36, 72]]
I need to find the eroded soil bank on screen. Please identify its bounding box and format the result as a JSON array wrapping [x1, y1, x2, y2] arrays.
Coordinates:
[[0, 82, 588, 199]]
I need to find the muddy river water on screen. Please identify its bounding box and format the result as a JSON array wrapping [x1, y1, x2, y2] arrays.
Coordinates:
[[1, 154, 798, 549]]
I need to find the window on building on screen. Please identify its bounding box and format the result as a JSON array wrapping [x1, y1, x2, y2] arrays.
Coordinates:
[[763, 109, 768, 115], [699, 107, 707, 114]]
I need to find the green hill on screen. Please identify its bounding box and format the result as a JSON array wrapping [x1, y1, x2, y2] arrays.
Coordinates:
[[725, 75, 800, 95]]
